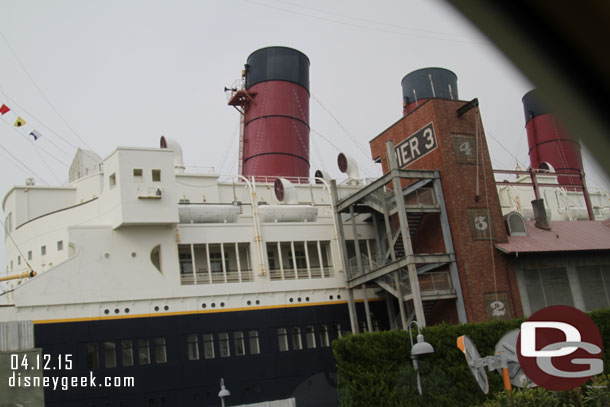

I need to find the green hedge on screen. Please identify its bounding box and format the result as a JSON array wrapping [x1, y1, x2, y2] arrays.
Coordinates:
[[333, 309, 610, 407]]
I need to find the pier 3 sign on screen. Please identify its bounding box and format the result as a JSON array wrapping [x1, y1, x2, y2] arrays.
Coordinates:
[[395, 123, 437, 168]]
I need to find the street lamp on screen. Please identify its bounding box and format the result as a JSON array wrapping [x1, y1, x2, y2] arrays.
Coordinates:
[[408, 320, 434, 395], [218, 378, 230, 407]]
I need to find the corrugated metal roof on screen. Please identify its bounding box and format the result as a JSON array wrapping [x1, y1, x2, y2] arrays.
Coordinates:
[[495, 220, 610, 254]]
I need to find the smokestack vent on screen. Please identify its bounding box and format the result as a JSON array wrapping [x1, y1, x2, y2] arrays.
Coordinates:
[[531, 199, 551, 230]]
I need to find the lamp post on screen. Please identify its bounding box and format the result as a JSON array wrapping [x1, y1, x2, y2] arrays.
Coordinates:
[[408, 320, 434, 395], [218, 378, 230, 407]]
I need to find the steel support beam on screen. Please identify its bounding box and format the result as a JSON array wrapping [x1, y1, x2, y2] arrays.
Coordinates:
[[433, 177, 468, 323], [331, 180, 359, 334], [387, 141, 426, 327]]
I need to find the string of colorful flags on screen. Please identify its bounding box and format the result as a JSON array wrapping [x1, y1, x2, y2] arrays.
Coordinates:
[[0, 102, 42, 140]]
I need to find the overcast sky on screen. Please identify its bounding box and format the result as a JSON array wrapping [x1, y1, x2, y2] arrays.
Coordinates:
[[1, 0, 609, 274]]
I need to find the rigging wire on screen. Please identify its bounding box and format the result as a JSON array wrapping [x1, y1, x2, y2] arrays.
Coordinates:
[[0, 143, 50, 185], [0, 30, 94, 152], [272, 0, 482, 42], [0, 87, 76, 157], [245, 0, 486, 46], [311, 93, 371, 160], [217, 118, 241, 174]]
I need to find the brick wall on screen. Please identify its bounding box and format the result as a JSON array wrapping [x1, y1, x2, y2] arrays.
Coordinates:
[[369, 99, 523, 322]]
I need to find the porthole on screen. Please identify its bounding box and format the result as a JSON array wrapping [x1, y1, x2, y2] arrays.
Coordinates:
[[131, 252, 136, 258], [164, 305, 169, 311], [114, 308, 119, 314], [154, 306, 159, 311], [305, 297, 310, 302], [104, 309, 109, 315], [297, 297, 302, 302], [337, 294, 341, 299], [247, 300, 251, 306], [211, 303, 216, 308], [124, 308, 130, 313], [329, 295, 334, 300], [255, 300, 260, 305], [104, 253, 110, 258], [202, 303, 206, 309], [289, 298, 294, 303], [220, 302, 225, 307]]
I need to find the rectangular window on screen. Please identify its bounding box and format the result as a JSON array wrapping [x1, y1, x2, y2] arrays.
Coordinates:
[[578, 265, 610, 311], [28, 250, 32, 261], [154, 337, 167, 363], [305, 326, 316, 349], [319, 324, 330, 347], [248, 330, 260, 355], [334, 323, 343, 339], [234, 331, 245, 356], [291, 327, 303, 350], [10, 260, 13, 270], [524, 267, 574, 313], [178, 244, 194, 285], [203, 334, 215, 359], [41, 245, 46, 256], [133, 168, 143, 182], [137, 339, 150, 365], [121, 340, 133, 367], [17, 256, 20, 265], [277, 328, 289, 352], [57, 240, 64, 251], [87, 343, 99, 369], [152, 169, 161, 182], [109, 173, 116, 189], [104, 342, 117, 368], [187, 334, 199, 360], [219, 332, 230, 358]]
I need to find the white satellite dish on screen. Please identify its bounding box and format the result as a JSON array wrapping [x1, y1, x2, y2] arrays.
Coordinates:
[[494, 329, 537, 388], [457, 335, 489, 394], [458, 329, 534, 394]]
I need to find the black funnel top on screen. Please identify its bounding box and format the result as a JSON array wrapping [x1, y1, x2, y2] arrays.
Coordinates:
[[245, 46, 310, 91], [401, 67, 458, 105], [522, 89, 551, 124]]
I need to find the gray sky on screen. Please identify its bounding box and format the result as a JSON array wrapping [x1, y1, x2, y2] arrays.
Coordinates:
[[1, 0, 609, 274]]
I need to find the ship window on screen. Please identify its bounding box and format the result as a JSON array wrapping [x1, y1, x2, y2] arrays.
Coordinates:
[[178, 245, 194, 285], [121, 340, 134, 367], [334, 323, 343, 339], [109, 173, 116, 189], [87, 343, 99, 369], [57, 240, 64, 251], [233, 331, 245, 356], [104, 342, 117, 368], [248, 330, 260, 355], [577, 265, 610, 311], [41, 245, 46, 256], [137, 339, 150, 365], [203, 334, 215, 359], [277, 328, 289, 352], [133, 168, 143, 182], [151, 245, 161, 273], [17, 256, 20, 265], [187, 334, 199, 360], [305, 326, 316, 349], [152, 169, 161, 182], [27, 250, 32, 260], [291, 327, 303, 350], [218, 333, 230, 358], [318, 325, 330, 347], [10, 260, 13, 270], [154, 337, 167, 363]]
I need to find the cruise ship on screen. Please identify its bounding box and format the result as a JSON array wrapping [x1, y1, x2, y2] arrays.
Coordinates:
[[2, 47, 609, 407]]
